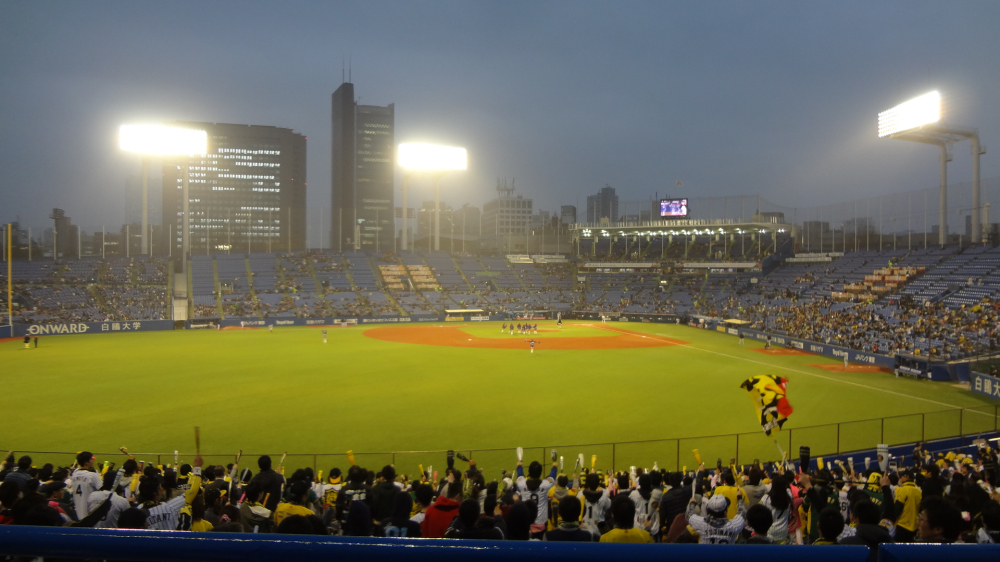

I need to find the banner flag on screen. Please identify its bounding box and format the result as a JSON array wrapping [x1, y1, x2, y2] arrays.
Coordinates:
[[740, 375, 793, 436]]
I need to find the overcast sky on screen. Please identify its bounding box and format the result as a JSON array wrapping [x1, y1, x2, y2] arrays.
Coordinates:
[[2, 0, 998, 245]]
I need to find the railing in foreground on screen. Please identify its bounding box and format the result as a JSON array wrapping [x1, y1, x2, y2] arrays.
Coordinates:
[[0, 526, 869, 562], [9, 405, 997, 477]]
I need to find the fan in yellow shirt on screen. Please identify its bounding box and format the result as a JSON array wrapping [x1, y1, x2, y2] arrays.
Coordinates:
[[599, 497, 654, 543], [274, 481, 317, 527]]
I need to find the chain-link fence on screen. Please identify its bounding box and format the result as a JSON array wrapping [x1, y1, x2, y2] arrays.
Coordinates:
[[9, 405, 997, 477]]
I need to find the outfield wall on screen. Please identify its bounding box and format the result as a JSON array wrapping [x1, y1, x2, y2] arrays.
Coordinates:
[[2, 315, 504, 338], [8, 320, 175, 338]]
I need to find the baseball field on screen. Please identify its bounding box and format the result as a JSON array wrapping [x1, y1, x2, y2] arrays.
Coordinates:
[[4, 321, 997, 476]]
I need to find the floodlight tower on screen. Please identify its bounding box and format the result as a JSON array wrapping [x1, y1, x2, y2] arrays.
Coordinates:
[[878, 91, 986, 245], [397, 143, 468, 251], [119, 125, 207, 268]]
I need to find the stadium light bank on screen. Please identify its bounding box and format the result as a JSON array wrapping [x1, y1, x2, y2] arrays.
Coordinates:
[[119, 125, 208, 264], [397, 143, 467, 252], [877, 91, 986, 246]]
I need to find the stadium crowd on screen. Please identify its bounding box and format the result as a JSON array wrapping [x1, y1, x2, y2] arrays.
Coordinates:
[[4, 443, 1000, 548]]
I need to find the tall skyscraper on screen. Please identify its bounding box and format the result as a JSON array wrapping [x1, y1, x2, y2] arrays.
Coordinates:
[[331, 82, 395, 252], [161, 122, 306, 255], [586, 185, 618, 223]]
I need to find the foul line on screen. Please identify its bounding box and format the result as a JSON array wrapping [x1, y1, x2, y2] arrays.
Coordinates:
[[650, 333, 988, 414]]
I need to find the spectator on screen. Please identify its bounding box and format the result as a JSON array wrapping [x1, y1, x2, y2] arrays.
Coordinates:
[[814, 506, 844, 545], [893, 469, 922, 542], [2, 455, 33, 491], [580, 473, 611, 537], [917, 496, 964, 543], [137, 454, 202, 530], [337, 465, 372, 529], [410, 483, 433, 525], [743, 468, 767, 507], [504, 501, 534, 541], [744, 504, 773, 544], [600, 495, 652, 543], [546, 495, 595, 542], [839, 499, 893, 560], [422, 480, 462, 539], [249, 455, 285, 514], [86, 470, 130, 528], [375, 491, 422, 538], [117, 507, 148, 530], [70, 451, 103, 520], [238, 481, 273, 534], [274, 481, 315, 527], [479, 493, 506, 539], [344, 500, 373, 537], [515, 459, 558, 538], [370, 465, 399, 523], [685, 490, 746, 544], [445, 499, 504, 540], [760, 473, 792, 543], [277, 514, 329, 535]]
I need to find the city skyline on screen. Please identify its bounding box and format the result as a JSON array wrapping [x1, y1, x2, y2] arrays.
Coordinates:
[[2, 1, 999, 248]]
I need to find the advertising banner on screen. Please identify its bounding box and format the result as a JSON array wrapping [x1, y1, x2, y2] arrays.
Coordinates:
[[13, 320, 175, 337], [972, 372, 1000, 402]]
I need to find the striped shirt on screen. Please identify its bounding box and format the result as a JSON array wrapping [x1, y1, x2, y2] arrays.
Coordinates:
[[70, 469, 103, 520]]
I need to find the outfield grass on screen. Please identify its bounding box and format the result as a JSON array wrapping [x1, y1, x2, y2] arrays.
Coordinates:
[[4, 322, 996, 476]]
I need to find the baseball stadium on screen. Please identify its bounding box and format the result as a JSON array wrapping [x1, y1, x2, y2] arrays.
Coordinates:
[[5, 3, 1000, 559]]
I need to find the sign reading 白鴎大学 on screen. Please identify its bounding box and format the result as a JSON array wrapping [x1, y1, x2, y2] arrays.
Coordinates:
[[13, 320, 175, 337], [971, 371, 1000, 402]]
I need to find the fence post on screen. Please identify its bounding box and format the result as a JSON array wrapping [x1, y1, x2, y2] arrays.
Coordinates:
[[612, 443, 616, 473]]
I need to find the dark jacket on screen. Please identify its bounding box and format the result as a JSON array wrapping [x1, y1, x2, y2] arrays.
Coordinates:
[[444, 525, 505, 540], [249, 469, 286, 513], [659, 486, 692, 532], [370, 481, 399, 523], [840, 523, 894, 562]]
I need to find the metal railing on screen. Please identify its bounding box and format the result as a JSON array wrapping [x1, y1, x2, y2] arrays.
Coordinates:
[[8, 405, 997, 477]]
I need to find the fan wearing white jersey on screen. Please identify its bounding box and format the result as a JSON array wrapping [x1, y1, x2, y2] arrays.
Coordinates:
[[515, 459, 558, 536], [137, 454, 203, 530], [70, 451, 103, 520], [86, 470, 131, 528], [685, 490, 747, 544], [579, 473, 611, 536]]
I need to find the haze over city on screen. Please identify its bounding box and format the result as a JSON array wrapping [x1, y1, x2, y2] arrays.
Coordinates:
[[2, 0, 999, 246]]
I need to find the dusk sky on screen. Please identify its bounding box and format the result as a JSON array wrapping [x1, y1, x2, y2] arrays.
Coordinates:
[[2, 1, 998, 245]]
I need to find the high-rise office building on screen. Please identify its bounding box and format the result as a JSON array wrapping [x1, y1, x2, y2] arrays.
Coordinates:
[[560, 205, 577, 226], [161, 122, 306, 255], [331, 82, 395, 252], [586, 185, 618, 223], [483, 179, 533, 242]]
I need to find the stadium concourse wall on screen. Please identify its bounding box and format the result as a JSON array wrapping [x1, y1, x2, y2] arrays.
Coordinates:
[[1, 519, 999, 561], [0, 527, 875, 562]]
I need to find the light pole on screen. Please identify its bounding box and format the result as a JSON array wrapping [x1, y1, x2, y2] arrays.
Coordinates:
[[120, 124, 207, 268], [878, 91, 985, 245], [397, 143, 467, 252]]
